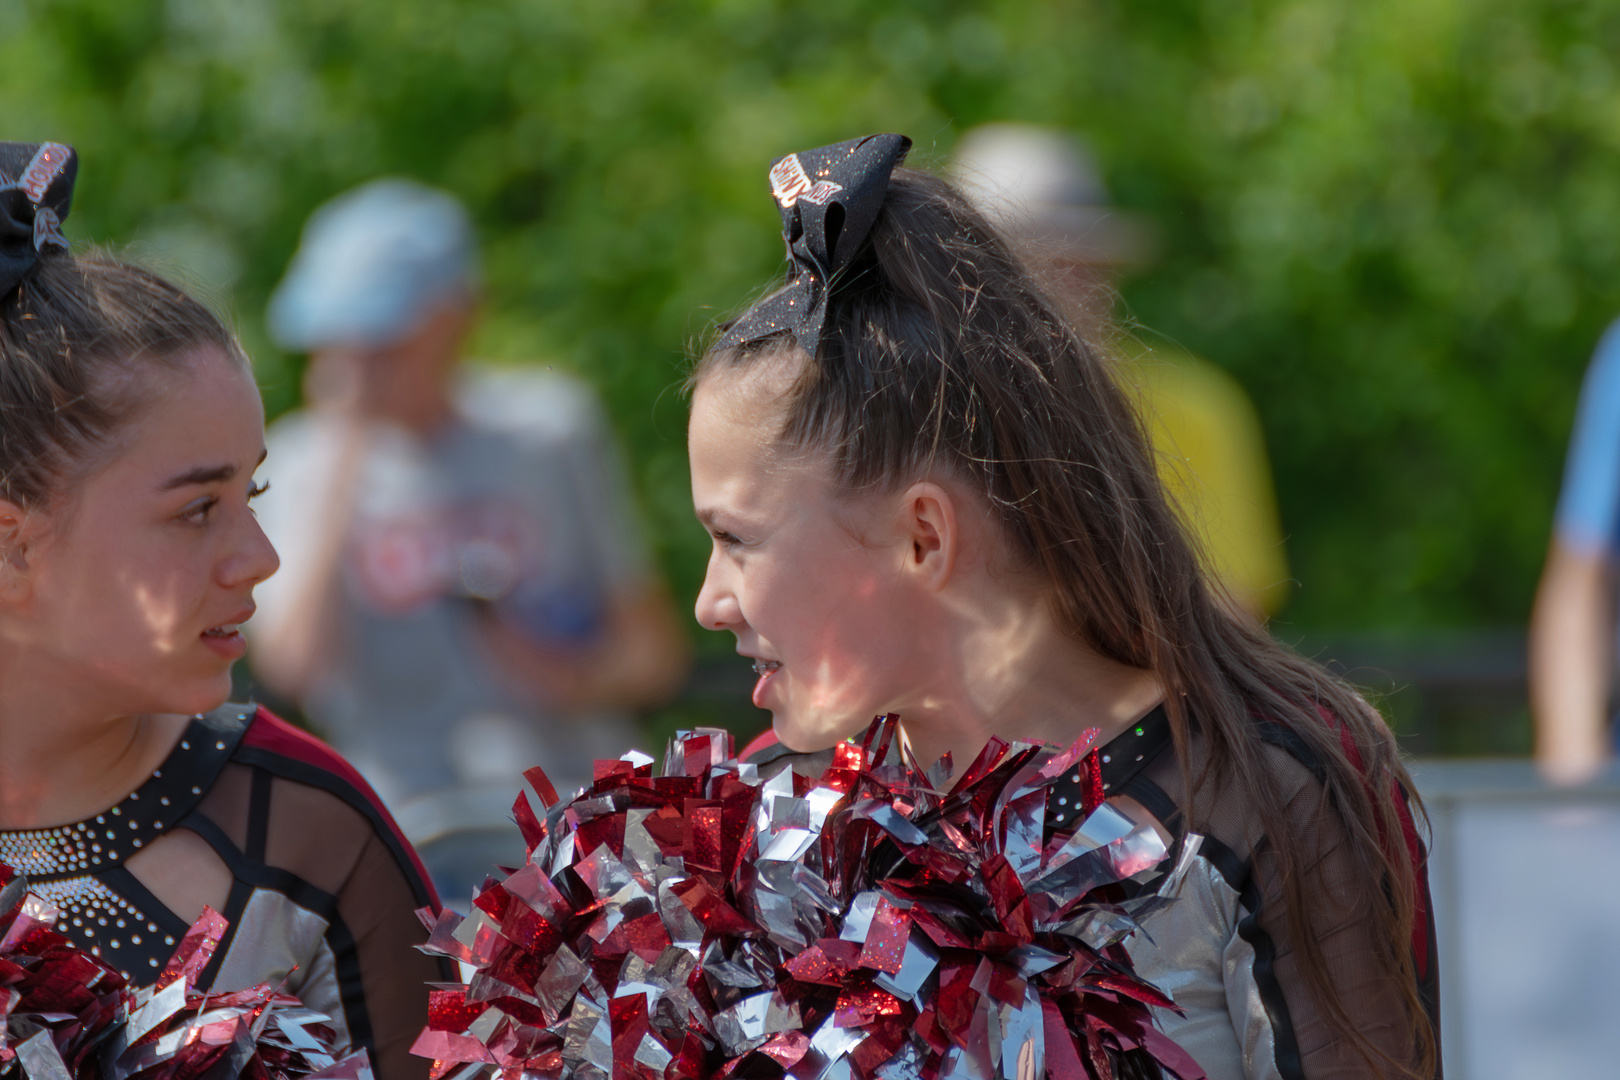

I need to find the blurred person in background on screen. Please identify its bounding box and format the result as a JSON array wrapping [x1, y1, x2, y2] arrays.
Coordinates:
[[247, 179, 689, 904], [951, 123, 1290, 620], [1531, 324, 1620, 785]]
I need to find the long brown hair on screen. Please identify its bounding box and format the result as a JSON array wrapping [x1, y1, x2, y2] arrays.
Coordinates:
[[0, 248, 247, 510], [697, 168, 1434, 1078]]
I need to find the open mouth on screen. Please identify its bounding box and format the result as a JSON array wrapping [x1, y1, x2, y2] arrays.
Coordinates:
[[752, 659, 781, 676], [200, 617, 250, 659]]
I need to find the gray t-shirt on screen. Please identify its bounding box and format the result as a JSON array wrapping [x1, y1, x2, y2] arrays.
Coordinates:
[[252, 369, 647, 812]]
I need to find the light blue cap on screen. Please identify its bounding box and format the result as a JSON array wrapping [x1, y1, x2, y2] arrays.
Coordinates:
[[267, 178, 478, 350]]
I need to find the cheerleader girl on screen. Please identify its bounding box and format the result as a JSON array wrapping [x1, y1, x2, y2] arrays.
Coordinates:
[[688, 134, 1438, 1080], [0, 143, 444, 1079]]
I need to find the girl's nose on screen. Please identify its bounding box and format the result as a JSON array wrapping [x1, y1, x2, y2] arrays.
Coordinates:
[[694, 560, 742, 632], [221, 511, 281, 590]]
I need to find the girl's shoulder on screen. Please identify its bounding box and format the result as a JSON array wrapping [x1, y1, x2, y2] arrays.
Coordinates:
[[219, 706, 438, 904], [1119, 704, 1352, 858]]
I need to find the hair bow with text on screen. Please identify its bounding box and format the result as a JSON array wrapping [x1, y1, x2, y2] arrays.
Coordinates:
[[0, 141, 77, 298]]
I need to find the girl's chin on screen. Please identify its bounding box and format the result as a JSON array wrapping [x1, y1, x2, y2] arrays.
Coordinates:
[[158, 674, 235, 718], [771, 711, 873, 754]]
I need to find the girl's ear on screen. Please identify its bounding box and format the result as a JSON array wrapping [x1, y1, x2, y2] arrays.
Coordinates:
[[0, 499, 40, 603], [897, 481, 959, 591]]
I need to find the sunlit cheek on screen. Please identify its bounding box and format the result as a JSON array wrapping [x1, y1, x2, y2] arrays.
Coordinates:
[[797, 570, 892, 720], [128, 572, 190, 655], [806, 653, 862, 716], [52, 558, 196, 690]]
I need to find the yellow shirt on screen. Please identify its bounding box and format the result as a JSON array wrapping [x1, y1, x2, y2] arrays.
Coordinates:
[[1118, 342, 1291, 616]]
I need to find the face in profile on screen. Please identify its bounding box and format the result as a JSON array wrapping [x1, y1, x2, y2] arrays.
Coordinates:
[[689, 365, 928, 753], [2, 348, 279, 717]]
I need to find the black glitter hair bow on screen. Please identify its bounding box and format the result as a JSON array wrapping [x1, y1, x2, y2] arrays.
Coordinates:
[[0, 141, 77, 297], [715, 132, 911, 359]]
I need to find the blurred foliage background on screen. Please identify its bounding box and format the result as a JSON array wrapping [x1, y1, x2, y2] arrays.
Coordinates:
[[2, 0, 1615, 745]]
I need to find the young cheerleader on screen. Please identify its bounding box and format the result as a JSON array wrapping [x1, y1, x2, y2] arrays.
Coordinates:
[[688, 135, 1438, 1080], [0, 143, 445, 1080]]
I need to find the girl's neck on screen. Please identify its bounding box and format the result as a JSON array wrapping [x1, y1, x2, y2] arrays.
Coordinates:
[[0, 656, 189, 831], [894, 591, 1164, 772]]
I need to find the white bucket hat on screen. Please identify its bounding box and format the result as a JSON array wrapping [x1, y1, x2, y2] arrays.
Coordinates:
[[950, 123, 1154, 266]]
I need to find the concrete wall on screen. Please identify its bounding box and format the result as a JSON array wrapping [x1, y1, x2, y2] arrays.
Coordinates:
[[1413, 760, 1620, 1078]]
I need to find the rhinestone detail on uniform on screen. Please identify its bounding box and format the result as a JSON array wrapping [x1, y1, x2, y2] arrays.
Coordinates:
[[0, 712, 247, 984]]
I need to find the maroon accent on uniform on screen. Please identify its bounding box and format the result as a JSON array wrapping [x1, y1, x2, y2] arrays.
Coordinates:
[[740, 728, 780, 761]]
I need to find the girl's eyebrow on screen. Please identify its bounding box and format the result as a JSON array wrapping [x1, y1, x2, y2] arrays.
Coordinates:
[[697, 507, 752, 531], [158, 449, 268, 490], [160, 463, 235, 490]]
